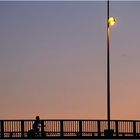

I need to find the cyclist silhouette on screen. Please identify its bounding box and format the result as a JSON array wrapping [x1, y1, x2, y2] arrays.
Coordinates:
[[32, 116, 41, 136]]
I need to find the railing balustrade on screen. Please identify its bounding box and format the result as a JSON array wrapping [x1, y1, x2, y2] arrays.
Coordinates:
[[0, 119, 140, 138]]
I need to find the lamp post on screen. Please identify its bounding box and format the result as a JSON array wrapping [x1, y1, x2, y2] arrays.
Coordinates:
[[107, 0, 116, 134]]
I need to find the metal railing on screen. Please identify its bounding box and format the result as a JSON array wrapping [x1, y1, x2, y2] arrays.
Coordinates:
[[0, 119, 140, 138]]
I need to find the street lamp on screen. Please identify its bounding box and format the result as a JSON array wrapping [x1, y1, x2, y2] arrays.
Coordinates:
[[105, 0, 117, 136], [107, 15, 117, 135]]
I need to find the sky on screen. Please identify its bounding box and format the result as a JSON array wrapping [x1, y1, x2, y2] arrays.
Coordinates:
[[0, 1, 140, 120]]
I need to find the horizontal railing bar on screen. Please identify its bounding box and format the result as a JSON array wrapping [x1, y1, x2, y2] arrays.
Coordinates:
[[1, 119, 140, 121]]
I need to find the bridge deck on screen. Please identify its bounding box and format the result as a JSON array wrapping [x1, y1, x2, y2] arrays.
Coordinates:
[[0, 119, 140, 139]]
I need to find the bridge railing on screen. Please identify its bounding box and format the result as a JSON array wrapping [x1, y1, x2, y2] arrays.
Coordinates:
[[0, 119, 140, 138]]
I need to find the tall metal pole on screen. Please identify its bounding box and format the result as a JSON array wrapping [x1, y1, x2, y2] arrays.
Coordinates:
[[107, 0, 110, 131]]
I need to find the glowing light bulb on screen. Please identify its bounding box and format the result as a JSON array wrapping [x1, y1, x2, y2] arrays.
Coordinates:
[[108, 17, 116, 26]]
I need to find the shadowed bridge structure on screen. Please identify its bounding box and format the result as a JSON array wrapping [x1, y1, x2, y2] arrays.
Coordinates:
[[1, 119, 140, 139]]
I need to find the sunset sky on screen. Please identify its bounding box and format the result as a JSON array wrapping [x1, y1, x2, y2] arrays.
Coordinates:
[[1, 1, 140, 120]]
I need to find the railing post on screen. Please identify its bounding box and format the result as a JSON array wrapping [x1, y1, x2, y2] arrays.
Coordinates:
[[60, 120, 63, 137], [133, 121, 136, 136], [79, 120, 82, 137], [0, 120, 4, 138], [21, 120, 24, 138], [41, 120, 45, 137], [97, 120, 101, 136], [115, 120, 118, 136]]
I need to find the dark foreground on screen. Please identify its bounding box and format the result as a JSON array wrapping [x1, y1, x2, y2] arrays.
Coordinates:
[[1, 119, 140, 139]]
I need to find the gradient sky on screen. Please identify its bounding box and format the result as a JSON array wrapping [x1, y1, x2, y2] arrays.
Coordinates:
[[1, 1, 140, 120]]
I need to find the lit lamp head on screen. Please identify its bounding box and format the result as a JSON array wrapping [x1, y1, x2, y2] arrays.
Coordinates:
[[108, 17, 116, 26]]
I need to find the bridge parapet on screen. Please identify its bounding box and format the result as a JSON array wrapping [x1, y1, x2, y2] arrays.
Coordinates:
[[0, 119, 140, 139]]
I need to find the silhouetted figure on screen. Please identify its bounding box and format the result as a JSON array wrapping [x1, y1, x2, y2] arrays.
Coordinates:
[[32, 116, 41, 136], [27, 116, 46, 139]]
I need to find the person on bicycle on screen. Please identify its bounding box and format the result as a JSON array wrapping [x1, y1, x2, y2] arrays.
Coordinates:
[[32, 116, 41, 136]]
